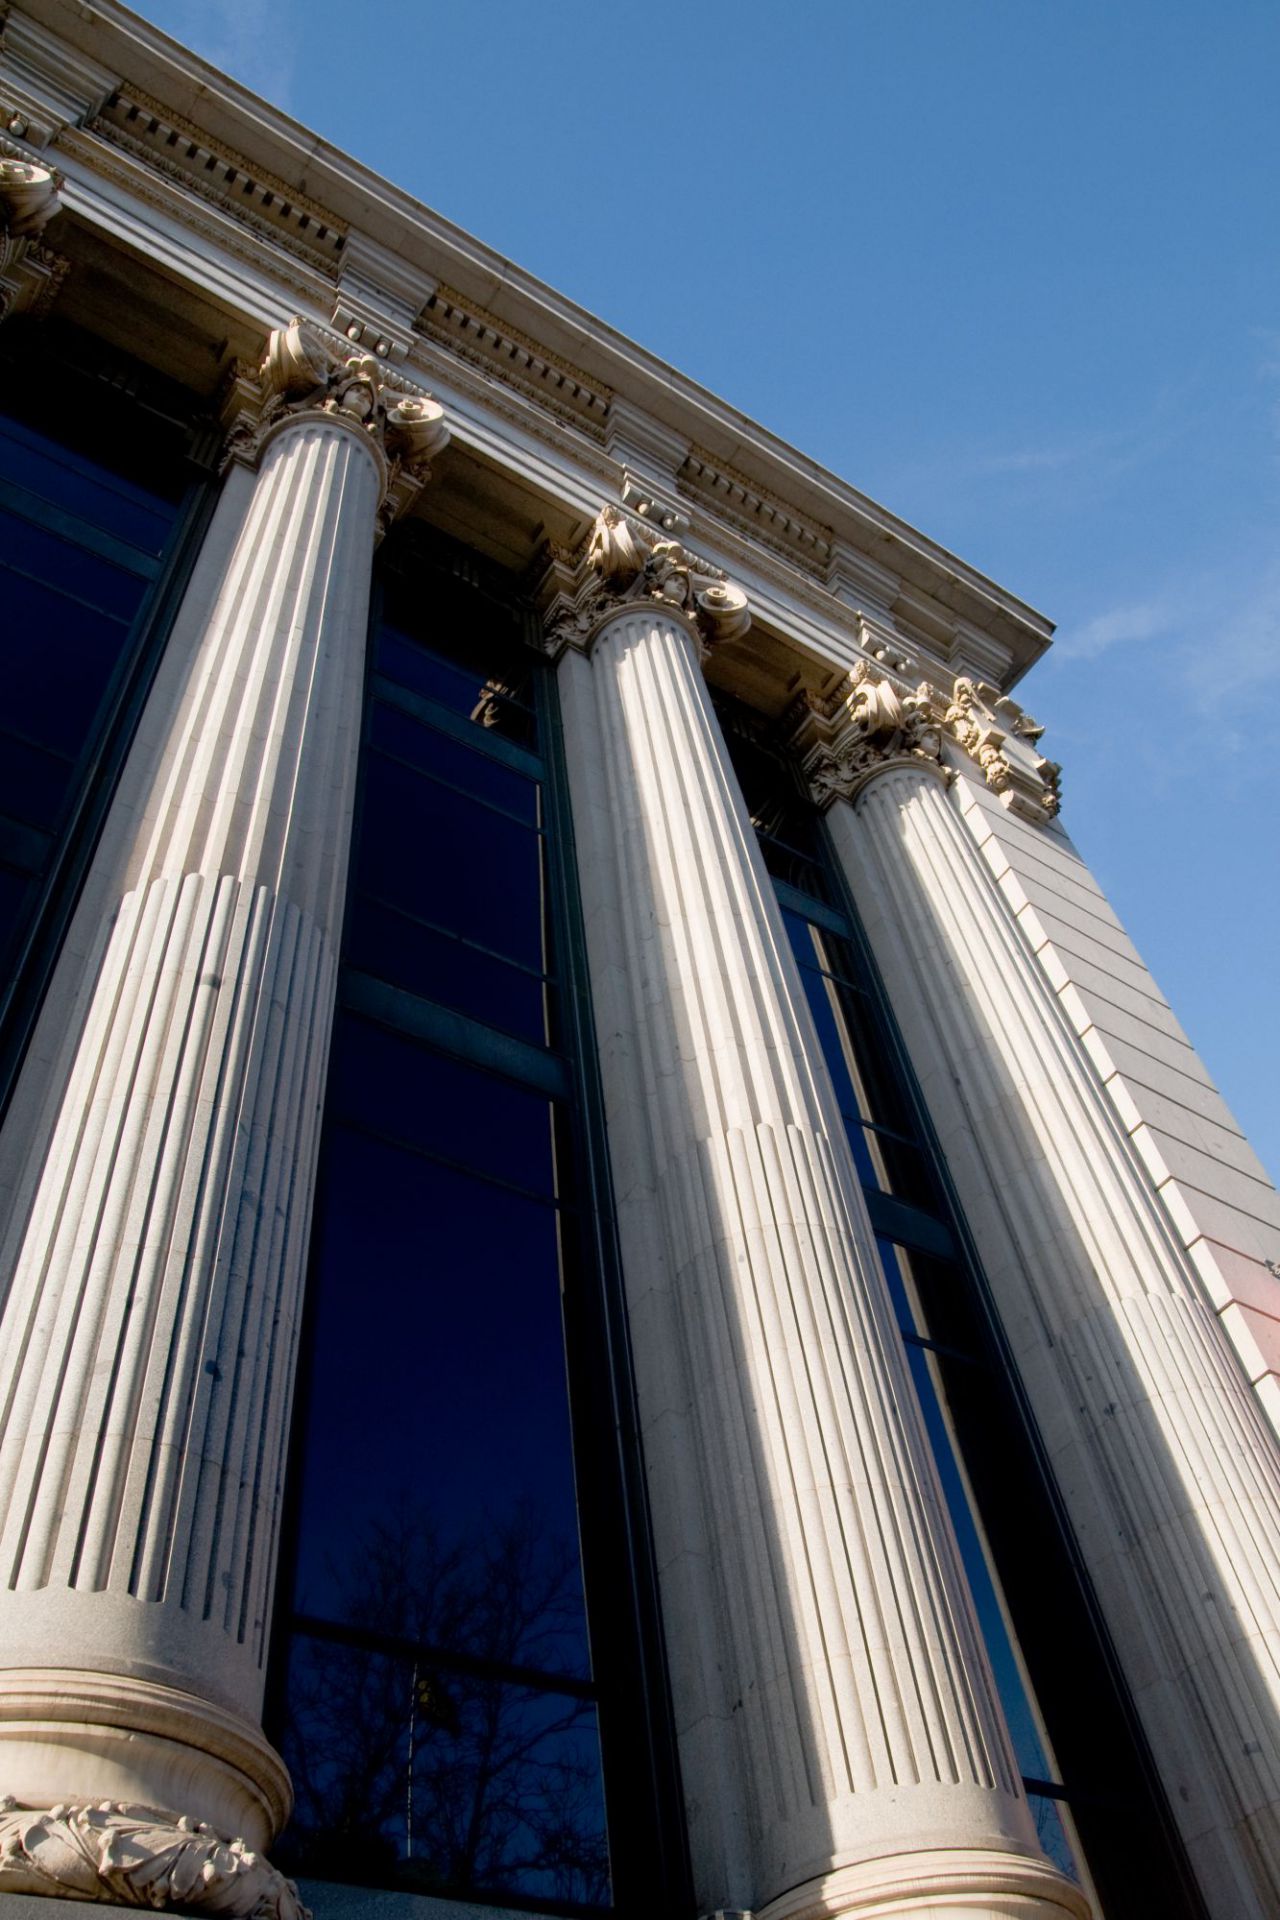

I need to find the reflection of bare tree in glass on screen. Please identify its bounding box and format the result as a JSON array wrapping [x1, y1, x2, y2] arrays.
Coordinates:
[[279, 1506, 609, 1909]]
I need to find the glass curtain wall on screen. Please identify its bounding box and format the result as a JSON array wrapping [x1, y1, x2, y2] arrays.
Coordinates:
[[0, 319, 210, 1119], [715, 697, 1208, 1920], [270, 531, 683, 1920]]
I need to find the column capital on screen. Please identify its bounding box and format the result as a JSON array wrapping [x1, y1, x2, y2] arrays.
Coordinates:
[[785, 657, 1062, 823], [783, 659, 952, 807], [0, 147, 68, 322], [219, 317, 449, 532], [535, 503, 750, 660]]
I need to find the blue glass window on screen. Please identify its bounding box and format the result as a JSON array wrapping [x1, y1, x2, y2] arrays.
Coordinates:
[[272, 533, 673, 1914], [0, 331, 196, 1112]]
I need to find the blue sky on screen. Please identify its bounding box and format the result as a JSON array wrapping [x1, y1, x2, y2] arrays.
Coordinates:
[[136, 0, 1279, 1179]]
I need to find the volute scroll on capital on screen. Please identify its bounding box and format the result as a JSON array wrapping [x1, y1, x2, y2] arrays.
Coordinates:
[[539, 504, 751, 660], [220, 318, 450, 532], [0, 148, 68, 323], [786, 657, 1062, 824], [784, 658, 952, 809]]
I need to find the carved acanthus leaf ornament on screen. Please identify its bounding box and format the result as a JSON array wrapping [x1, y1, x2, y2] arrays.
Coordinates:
[[0, 1798, 308, 1920], [222, 318, 449, 531], [543, 505, 750, 658], [942, 676, 1062, 822], [786, 658, 1062, 824], [0, 151, 67, 322], [784, 659, 949, 807]]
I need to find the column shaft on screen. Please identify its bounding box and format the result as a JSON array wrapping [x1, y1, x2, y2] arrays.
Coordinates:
[[557, 608, 1086, 1920], [0, 413, 380, 1851], [830, 766, 1280, 1920]]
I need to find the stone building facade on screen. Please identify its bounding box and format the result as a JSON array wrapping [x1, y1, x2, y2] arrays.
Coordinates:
[[2, 6, 1280, 1920]]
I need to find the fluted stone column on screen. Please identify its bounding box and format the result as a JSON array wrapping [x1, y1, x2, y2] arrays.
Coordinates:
[[546, 512, 1087, 1920], [0, 323, 445, 1913], [809, 666, 1280, 1919]]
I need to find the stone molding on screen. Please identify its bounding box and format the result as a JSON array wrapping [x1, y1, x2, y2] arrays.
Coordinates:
[[419, 285, 613, 439], [89, 89, 344, 273], [784, 656, 1062, 823], [220, 317, 449, 532], [0, 148, 67, 321], [537, 504, 751, 660], [0, 1669, 293, 1842], [755, 1848, 1091, 1920], [0, 1799, 307, 1920]]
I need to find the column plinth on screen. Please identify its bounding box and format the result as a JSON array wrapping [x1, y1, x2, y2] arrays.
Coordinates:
[[827, 746, 1280, 1920], [550, 512, 1087, 1920], [0, 324, 446, 1913]]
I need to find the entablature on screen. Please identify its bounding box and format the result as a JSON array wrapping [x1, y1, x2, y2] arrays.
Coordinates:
[[0, 0, 1056, 701]]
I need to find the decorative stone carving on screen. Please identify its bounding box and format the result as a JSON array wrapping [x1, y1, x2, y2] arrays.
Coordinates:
[[0, 1800, 307, 1920], [942, 676, 1062, 822], [785, 658, 1063, 824], [0, 151, 66, 321], [784, 658, 949, 807], [223, 317, 449, 531], [0, 155, 59, 236], [541, 504, 750, 657]]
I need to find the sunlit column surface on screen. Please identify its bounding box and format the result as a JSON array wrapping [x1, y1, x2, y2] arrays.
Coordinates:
[[0, 324, 445, 1915], [823, 692, 1280, 1920], [547, 511, 1088, 1920]]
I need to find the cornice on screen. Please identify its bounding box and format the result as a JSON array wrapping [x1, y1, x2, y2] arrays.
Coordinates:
[[56, 124, 332, 311], [680, 448, 834, 579], [89, 87, 344, 271], [418, 285, 613, 441], [5, 0, 1056, 690]]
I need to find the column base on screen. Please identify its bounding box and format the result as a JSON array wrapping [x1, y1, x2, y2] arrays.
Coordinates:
[[0, 1669, 291, 1850], [757, 1849, 1091, 1920]]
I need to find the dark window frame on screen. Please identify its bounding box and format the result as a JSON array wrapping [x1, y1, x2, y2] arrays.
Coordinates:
[[266, 525, 691, 1920]]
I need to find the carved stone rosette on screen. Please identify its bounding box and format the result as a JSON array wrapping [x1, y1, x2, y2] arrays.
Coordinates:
[[539, 503, 750, 659], [783, 659, 950, 807], [0, 151, 68, 322], [221, 317, 449, 533], [786, 658, 1062, 824], [0, 1799, 307, 1920]]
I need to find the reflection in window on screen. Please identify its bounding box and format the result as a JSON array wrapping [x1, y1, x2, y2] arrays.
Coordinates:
[[0, 323, 201, 1120], [271, 533, 665, 1913]]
